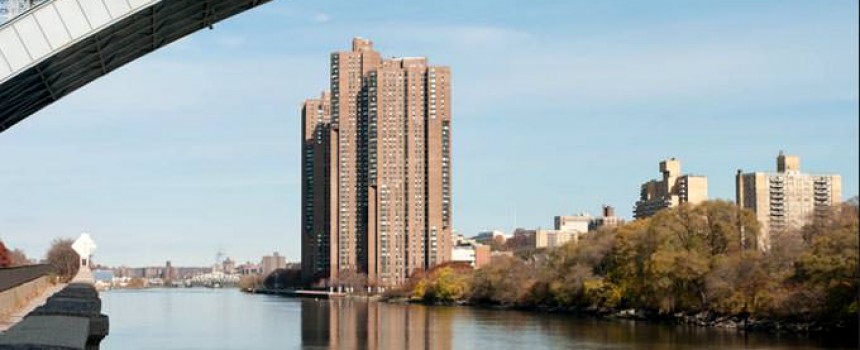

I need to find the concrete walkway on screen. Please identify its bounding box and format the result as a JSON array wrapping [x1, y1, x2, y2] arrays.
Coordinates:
[[0, 266, 108, 349], [71, 268, 94, 284], [0, 282, 66, 332]]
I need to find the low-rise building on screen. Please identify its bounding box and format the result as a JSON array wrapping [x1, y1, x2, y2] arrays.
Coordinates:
[[590, 205, 626, 230], [450, 243, 491, 268], [508, 228, 580, 252], [261, 252, 286, 277], [634, 158, 708, 219], [164, 261, 178, 281], [237, 262, 262, 275], [536, 229, 578, 248], [554, 214, 592, 233]]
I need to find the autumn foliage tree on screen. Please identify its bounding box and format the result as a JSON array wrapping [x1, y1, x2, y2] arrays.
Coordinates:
[[239, 274, 263, 291], [787, 203, 859, 321], [9, 249, 29, 266], [606, 200, 764, 313], [0, 241, 32, 267], [405, 262, 473, 303], [0, 241, 11, 267], [401, 199, 858, 328], [469, 256, 535, 306]]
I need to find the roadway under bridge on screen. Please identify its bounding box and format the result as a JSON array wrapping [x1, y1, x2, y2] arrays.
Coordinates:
[[0, 0, 271, 134]]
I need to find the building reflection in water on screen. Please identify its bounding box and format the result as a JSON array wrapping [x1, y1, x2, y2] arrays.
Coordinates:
[[299, 298, 856, 350], [301, 298, 452, 349]]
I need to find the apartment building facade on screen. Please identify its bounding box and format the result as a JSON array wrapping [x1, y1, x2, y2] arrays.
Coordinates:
[[634, 158, 708, 219], [736, 152, 842, 250], [301, 38, 452, 287]]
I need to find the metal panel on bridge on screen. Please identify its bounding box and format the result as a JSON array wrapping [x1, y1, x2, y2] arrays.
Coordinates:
[[0, 0, 271, 134]]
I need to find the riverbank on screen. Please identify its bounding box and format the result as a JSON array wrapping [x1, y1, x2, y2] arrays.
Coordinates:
[[382, 296, 859, 337], [247, 288, 389, 302], [383, 202, 859, 339], [245, 285, 858, 337]]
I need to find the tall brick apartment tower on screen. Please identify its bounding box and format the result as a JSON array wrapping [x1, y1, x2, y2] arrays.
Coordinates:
[[302, 38, 452, 288]]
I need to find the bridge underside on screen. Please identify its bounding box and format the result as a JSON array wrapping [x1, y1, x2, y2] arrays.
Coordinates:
[[0, 0, 270, 134]]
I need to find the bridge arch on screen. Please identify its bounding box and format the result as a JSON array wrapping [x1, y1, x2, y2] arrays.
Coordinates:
[[0, 0, 271, 133]]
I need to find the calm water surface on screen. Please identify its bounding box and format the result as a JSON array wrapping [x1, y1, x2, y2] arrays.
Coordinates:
[[100, 288, 855, 350]]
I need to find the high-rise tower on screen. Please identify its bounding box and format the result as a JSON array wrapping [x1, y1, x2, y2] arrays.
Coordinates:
[[301, 38, 452, 287], [301, 92, 333, 283]]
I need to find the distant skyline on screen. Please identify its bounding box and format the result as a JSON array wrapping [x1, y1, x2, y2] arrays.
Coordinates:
[[0, 0, 857, 267]]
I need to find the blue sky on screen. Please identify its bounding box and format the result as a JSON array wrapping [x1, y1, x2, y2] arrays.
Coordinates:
[[0, 0, 856, 267]]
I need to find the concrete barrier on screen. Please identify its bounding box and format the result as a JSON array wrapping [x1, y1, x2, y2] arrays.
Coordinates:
[[0, 266, 56, 325], [0, 315, 89, 349], [0, 268, 108, 350], [0, 277, 53, 323]]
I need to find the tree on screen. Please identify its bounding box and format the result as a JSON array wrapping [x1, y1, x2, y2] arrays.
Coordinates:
[[0, 241, 11, 267], [9, 249, 30, 266], [605, 219, 653, 308], [538, 229, 618, 309], [790, 203, 859, 321], [332, 269, 368, 293], [470, 255, 536, 306], [1, 240, 33, 267], [395, 200, 857, 325], [419, 267, 471, 303], [705, 251, 774, 315], [605, 201, 763, 313], [46, 238, 80, 282], [264, 268, 302, 290], [239, 275, 263, 291]]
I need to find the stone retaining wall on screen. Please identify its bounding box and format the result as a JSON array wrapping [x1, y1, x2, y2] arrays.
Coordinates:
[[0, 276, 53, 322]]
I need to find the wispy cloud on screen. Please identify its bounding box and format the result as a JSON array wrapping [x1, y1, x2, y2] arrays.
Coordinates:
[[313, 13, 331, 23]]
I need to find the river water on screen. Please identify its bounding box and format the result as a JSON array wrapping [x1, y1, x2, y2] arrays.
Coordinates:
[[100, 288, 855, 350]]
